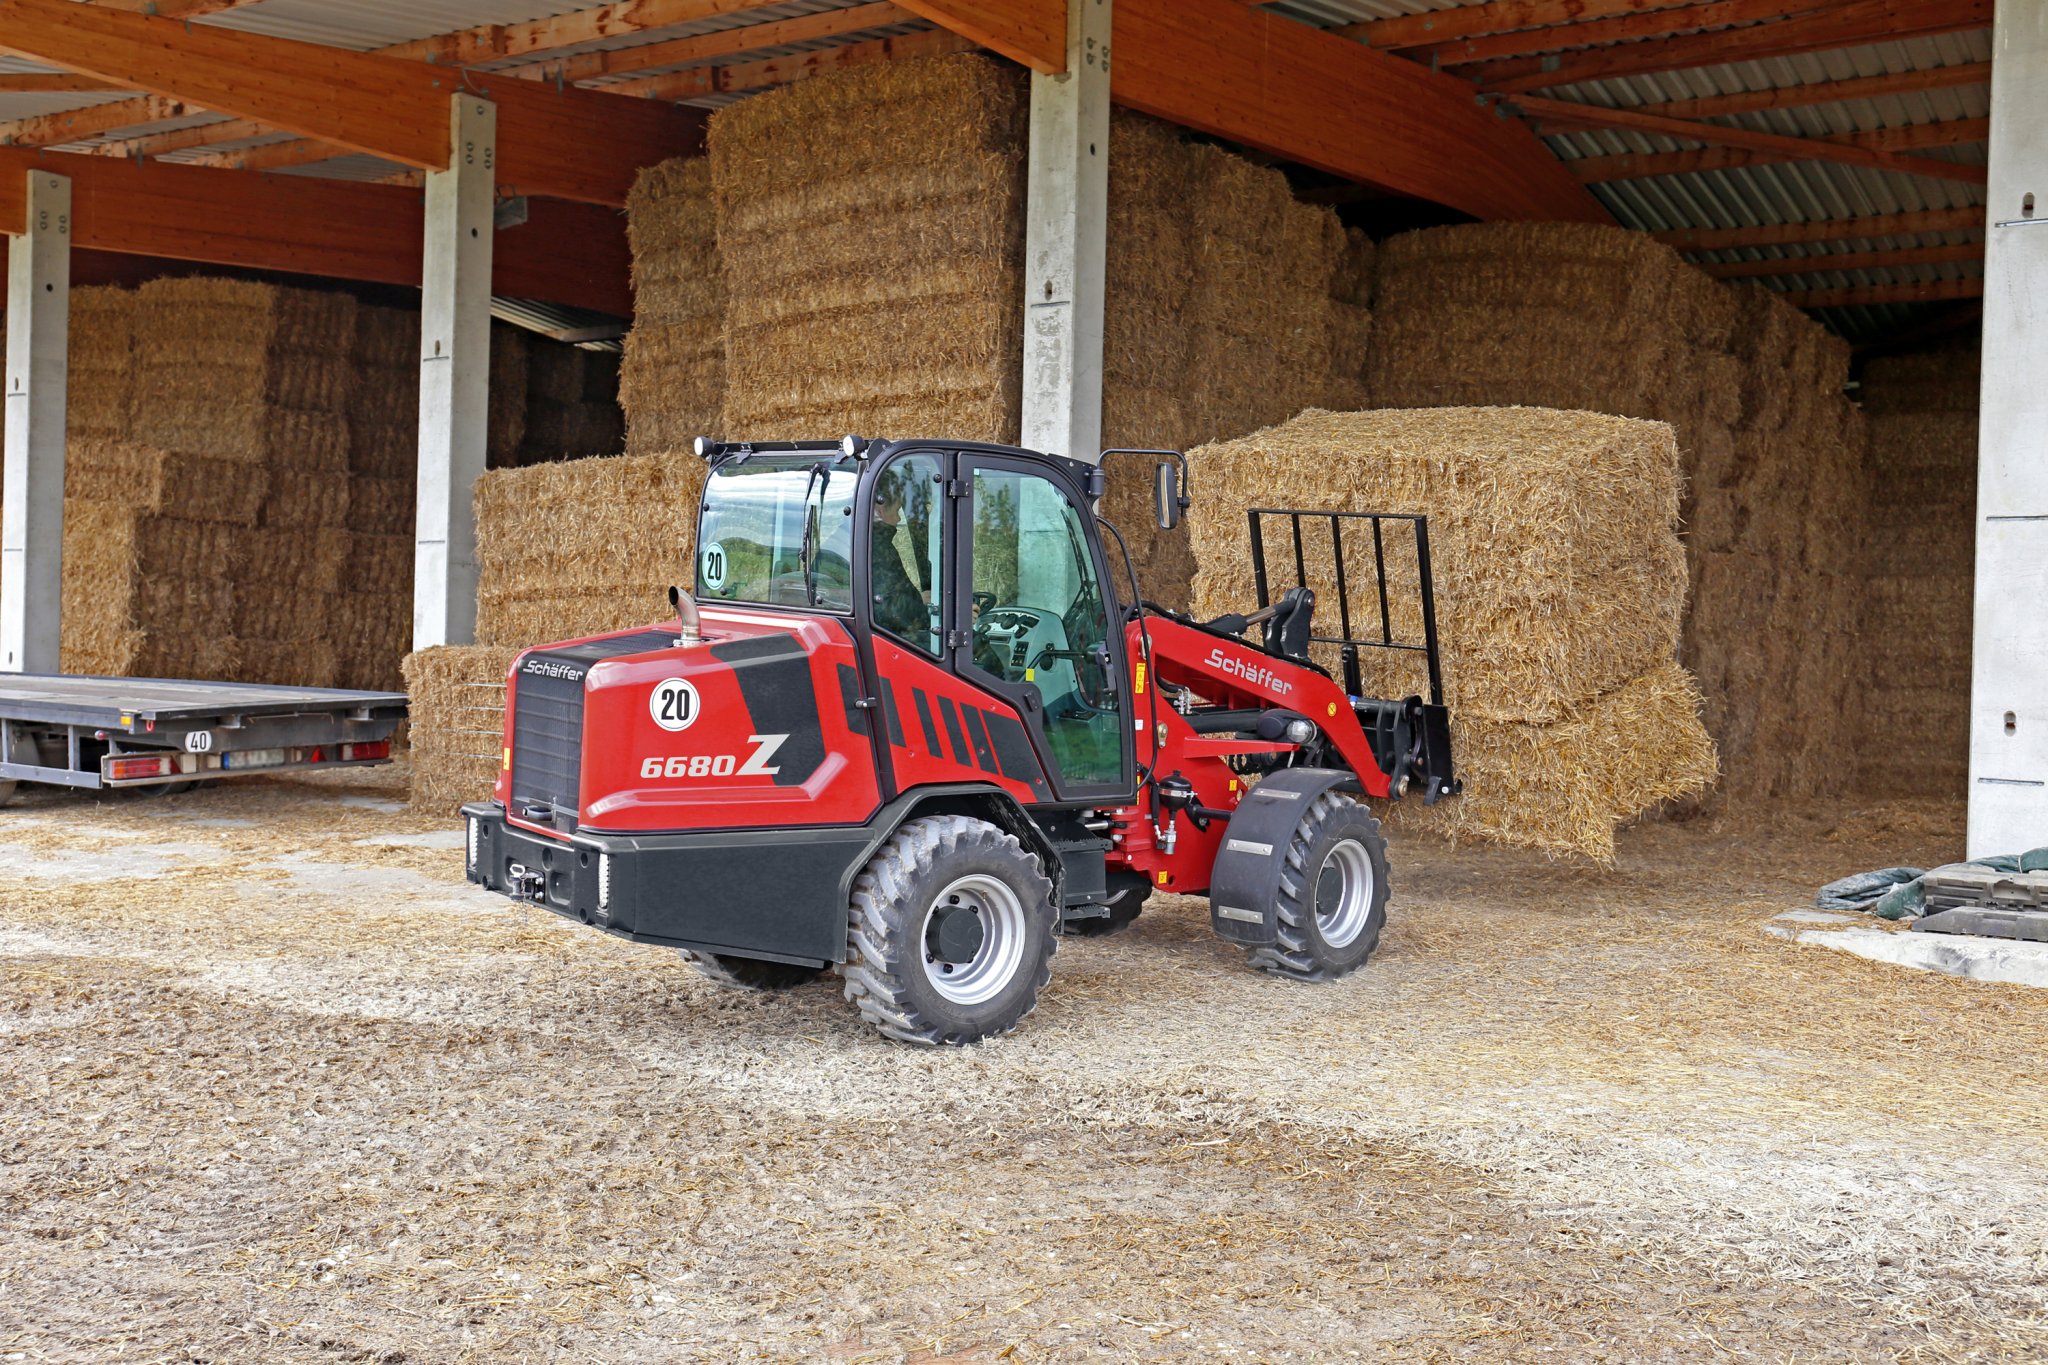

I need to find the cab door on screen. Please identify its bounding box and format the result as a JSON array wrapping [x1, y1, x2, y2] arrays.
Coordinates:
[[949, 456, 1135, 803]]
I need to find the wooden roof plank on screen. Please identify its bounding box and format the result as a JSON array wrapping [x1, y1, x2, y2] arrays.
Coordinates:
[[1350, 0, 1708, 50], [1781, 277, 1982, 308], [1417, 0, 1827, 69], [893, 0, 1067, 72], [0, 0, 701, 205], [1475, 0, 1992, 94], [1654, 206, 1982, 250], [1698, 241, 1981, 278], [0, 145, 631, 315], [1636, 60, 1990, 118], [1532, 101, 1990, 184]]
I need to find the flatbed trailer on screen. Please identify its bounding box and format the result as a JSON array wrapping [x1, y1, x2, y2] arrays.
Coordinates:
[[0, 674, 407, 798]]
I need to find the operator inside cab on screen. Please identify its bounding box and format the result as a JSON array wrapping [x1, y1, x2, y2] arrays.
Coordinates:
[[870, 465, 931, 641]]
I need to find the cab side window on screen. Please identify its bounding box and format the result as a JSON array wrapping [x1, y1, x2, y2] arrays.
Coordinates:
[[870, 454, 943, 656]]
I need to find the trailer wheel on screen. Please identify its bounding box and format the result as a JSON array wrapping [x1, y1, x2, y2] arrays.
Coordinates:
[[1249, 793, 1389, 982], [682, 951, 824, 991], [844, 814, 1057, 1046]]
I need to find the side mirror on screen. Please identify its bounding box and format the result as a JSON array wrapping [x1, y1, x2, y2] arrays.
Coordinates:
[[1155, 461, 1182, 531]]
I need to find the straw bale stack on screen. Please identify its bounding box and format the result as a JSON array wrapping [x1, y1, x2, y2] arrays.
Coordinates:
[[1095, 112, 1356, 612], [622, 158, 725, 455], [64, 439, 266, 525], [712, 54, 1028, 442], [404, 645, 520, 813], [1188, 407, 1715, 863], [349, 303, 420, 480], [520, 345, 625, 464], [68, 287, 137, 441], [1364, 222, 1866, 802], [58, 500, 247, 680], [473, 449, 708, 646], [1853, 340, 1978, 798]]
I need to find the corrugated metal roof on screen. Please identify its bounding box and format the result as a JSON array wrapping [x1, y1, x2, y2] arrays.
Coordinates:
[[1250, 1, 1989, 340]]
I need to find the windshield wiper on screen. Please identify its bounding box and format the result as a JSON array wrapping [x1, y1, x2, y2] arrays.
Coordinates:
[[797, 461, 830, 607]]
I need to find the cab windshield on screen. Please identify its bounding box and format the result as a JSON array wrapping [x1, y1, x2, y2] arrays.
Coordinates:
[[695, 451, 862, 610]]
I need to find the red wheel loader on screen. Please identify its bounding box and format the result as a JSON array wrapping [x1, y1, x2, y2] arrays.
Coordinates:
[[463, 437, 1459, 1045]]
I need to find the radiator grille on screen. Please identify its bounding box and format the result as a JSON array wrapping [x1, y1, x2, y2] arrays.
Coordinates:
[[509, 629, 676, 828]]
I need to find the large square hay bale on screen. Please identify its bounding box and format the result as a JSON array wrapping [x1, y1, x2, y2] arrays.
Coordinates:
[[473, 450, 708, 646], [622, 158, 725, 454], [1186, 407, 1713, 862], [711, 54, 1028, 442], [404, 644, 520, 813], [1189, 408, 1686, 723]]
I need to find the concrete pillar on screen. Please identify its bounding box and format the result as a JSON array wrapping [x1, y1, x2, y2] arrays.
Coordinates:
[[1969, 2, 2048, 857], [413, 95, 496, 651], [1019, 0, 1111, 463], [1, 170, 71, 674]]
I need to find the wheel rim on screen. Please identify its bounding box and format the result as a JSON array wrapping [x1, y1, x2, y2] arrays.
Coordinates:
[[921, 873, 1027, 1006], [1313, 838, 1375, 949]]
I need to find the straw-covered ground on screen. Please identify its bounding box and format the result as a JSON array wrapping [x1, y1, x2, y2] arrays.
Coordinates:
[[3, 766, 2043, 1363]]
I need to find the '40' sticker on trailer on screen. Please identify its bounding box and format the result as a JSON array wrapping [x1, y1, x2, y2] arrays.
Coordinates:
[[649, 677, 701, 732]]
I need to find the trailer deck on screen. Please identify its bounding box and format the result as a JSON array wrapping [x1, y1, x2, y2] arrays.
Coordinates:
[[0, 673, 407, 795]]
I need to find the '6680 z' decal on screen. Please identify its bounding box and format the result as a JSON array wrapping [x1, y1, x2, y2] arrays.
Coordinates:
[[638, 733, 787, 780]]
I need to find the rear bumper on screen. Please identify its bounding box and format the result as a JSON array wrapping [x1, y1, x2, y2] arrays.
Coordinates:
[[460, 802, 888, 966]]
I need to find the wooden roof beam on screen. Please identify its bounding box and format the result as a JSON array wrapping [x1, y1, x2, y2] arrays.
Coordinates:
[[0, 0, 701, 204], [1698, 242, 1981, 278], [607, 28, 974, 100], [1413, 0, 1827, 70], [0, 92, 189, 147], [900, 0, 1608, 222], [50, 1, 874, 169], [1781, 277, 1982, 308], [1516, 98, 1987, 183], [1655, 206, 1982, 251], [1636, 60, 1989, 119], [0, 146, 631, 315], [0, 73, 122, 93], [1475, 0, 1992, 94], [184, 29, 976, 175], [1348, 0, 1708, 50]]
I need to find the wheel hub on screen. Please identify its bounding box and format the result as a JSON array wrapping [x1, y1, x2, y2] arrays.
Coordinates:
[[919, 873, 1027, 1006], [1314, 837, 1375, 949], [928, 904, 987, 963]]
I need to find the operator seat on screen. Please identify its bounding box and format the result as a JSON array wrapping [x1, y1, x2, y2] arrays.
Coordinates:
[[1262, 586, 1315, 662]]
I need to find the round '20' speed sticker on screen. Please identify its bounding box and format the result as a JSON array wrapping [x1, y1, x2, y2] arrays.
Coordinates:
[[699, 542, 728, 593], [649, 677, 701, 732]]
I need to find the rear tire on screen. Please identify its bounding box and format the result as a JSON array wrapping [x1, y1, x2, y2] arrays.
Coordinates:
[[1248, 792, 1389, 982], [844, 814, 1057, 1046], [683, 952, 824, 991]]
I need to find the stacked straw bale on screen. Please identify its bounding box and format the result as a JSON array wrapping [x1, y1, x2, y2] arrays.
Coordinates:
[[1091, 112, 1359, 612], [407, 448, 709, 811], [403, 645, 519, 814], [1189, 408, 1717, 864], [55, 280, 431, 690], [68, 287, 138, 441], [520, 341, 624, 464], [621, 158, 725, 455], [711, 54, 1029, 442], [1364, 222, 1864, 802], [1853, 340, 1978, 798]]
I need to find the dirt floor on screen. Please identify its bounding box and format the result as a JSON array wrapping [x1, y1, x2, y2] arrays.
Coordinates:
[[2, 764, 2044, 1363]]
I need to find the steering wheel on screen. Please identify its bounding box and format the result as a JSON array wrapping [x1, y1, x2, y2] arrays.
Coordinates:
[[971, 591, 997, 618]]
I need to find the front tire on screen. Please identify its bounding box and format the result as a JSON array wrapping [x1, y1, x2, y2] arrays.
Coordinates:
[[1248, 792, 1390, 982], [683, 951, 824, 991], [844, 815, 1058, 1045]]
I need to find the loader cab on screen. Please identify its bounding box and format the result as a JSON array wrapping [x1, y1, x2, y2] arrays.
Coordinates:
[[691, 438, 1135, 805]]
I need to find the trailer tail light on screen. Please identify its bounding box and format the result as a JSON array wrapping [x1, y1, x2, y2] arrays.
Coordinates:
[[341, 741, 391, 762], [107, 755, 172, 782]]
